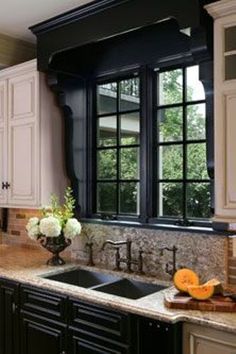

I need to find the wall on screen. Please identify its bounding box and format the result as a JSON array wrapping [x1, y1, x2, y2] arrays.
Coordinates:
[[2, 208, 232, 287], [0, 33, 35, 67]]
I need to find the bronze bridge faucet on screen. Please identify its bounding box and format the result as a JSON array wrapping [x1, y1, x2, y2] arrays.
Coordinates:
[[101, 240, 144, 274]]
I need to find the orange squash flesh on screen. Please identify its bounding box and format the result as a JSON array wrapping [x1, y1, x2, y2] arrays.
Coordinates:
[[187, 284, 214, 300], [173, 268, 199, 293]]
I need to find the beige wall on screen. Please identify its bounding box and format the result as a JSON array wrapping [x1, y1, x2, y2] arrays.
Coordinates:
[[0, 33, 35, 67]]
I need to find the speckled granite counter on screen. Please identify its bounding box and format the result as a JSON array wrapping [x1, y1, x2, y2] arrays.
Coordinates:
[[0, 244, 235, 334]]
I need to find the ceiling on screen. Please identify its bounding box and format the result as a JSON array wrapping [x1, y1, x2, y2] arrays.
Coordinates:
[[0, 0, 93, 42]]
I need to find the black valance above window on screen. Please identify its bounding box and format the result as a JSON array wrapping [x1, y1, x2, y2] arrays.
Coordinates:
[[30, 0, 214, 73]]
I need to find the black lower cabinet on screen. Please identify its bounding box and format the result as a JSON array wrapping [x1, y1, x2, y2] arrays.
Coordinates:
[[0, 281, 182, 354], [68, 329, 130, 354], [137, 317, 182, 354], [0, 279, 19, 354], [68, 299, 134, 354], [20, 311, 67, 354]]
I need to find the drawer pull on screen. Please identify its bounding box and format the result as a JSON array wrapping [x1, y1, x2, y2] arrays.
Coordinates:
[[12, 303, 18, 313]]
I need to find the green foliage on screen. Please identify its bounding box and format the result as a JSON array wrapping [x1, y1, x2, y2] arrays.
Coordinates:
[[41, 187, 75, 225], [98, 67, 211, 219]]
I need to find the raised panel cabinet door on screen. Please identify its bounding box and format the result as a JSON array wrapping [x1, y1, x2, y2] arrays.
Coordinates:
[[8, 122, 38, 205], [8, 72, 37, 121], [20, 312, 67, 354], [0, 80, 7, 205], [7, 71, 39, 206], [0, 280, 19, 354], [68, 329, 130, 354], [183, 323, 236, 354]]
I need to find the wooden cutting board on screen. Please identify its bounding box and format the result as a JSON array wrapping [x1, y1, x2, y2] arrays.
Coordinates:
[[164, 288, 236, 312]]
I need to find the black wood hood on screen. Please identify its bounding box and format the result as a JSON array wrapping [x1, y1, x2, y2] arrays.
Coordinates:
[[30, 0, 215, 73]]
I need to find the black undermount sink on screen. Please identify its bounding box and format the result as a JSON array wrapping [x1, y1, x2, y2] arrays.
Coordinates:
[[43, 268, 166, 299], [43, 269, 121, 288], [94, 278, 166, 300]]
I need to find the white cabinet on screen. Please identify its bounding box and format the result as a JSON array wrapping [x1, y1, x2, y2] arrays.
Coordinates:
[[0, 59, 67, 208], [0, 80, 7, 204], [183, 323, 236, 354], [206, 1, 236, 226]]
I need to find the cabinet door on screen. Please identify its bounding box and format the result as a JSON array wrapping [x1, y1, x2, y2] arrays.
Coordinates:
[[183, 323, 236, 354], [7, 72, 39, 206], [0, 80, 7, 205], [20, 311, 67, 354], [138, 318, 182, 354], [0, 279, 19, 354], [68, 328, 130, 354]]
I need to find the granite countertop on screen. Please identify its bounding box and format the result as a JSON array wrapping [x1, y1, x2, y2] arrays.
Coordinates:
[[0, 244, 235, 334]]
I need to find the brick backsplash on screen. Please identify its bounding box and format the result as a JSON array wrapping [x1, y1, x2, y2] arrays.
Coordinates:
[[2, 208, 41, 246], [228, 237, 236, 288]]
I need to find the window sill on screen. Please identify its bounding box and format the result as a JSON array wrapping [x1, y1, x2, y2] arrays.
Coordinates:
[[80, 218, 229, 236]]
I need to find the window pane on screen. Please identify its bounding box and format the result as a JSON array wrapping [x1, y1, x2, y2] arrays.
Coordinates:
[[159, 183, 183, 217], [120, 77, 140, 111], [97, 149, 117, 179], [186, 66, 205, 102], [97, 116, 117, 147], [120, 112, 140, 145], [159, 145, 183, 180], [120, 147, 139, 180], [187, 183, 211, 218], [158, 69, 183, 105], [97, 183, 117, 213], [225, 26, 236, 52], [158, 107, 183, 142], [187, 104, 206, 140], [187, 144, 208, 179], [119, 182, 139, 214], [97, 83, 117, 115]]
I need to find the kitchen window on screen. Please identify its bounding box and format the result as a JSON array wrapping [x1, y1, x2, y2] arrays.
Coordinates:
[[90, 64, 212, 227]]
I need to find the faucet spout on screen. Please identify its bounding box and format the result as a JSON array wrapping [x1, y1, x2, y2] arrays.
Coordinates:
[[101, 239, 130, 251]]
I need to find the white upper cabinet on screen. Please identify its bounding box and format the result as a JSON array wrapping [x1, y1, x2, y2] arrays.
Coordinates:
[[206, 0, 236, 226], [0, 81, 7, 205], [0, 59, 67, 208]]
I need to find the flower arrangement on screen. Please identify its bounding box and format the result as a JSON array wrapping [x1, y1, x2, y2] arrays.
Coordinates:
[[26, 187, 81, 265]]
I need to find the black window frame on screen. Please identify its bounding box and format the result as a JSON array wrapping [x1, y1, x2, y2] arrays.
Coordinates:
[[153, 64, 210, 227], [95, 72, 141, 218], [87, 62, 213, 228]]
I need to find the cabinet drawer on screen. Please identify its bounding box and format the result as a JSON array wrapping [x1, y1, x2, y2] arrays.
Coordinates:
[[20, 286, 67, 321], [69, 299, 131, 344], [69, 328, 131, 354]]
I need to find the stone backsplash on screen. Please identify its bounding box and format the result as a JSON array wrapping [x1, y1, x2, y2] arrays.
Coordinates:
[[1, 208, 231, 286], [72, 223, 228, 284]]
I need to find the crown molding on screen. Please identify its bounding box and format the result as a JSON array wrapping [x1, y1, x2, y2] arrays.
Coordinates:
[[205, 0, 236, 19]]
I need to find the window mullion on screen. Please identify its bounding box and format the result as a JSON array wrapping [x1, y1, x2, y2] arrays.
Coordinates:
[[116, 80, 120, 216], [183, 68, 187, 222]]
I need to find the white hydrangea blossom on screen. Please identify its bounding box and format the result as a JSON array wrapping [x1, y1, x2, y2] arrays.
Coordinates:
[[28, 225, 40, 240], [64, 218, 81, 239], [26, 217, 39, 232], [39, 216, 62, 237]]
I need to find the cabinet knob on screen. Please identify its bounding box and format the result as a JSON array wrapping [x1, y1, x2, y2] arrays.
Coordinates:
[[2, 182, 10, 190]]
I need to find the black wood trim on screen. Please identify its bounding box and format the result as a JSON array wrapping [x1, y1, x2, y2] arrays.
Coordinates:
[[1, 208, 8, 233], [30, 0, 130, 34]]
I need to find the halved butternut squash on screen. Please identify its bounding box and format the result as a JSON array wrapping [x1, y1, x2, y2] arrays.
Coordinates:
[[173, 268, 199, 293], [187, 284, 214, 300]]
